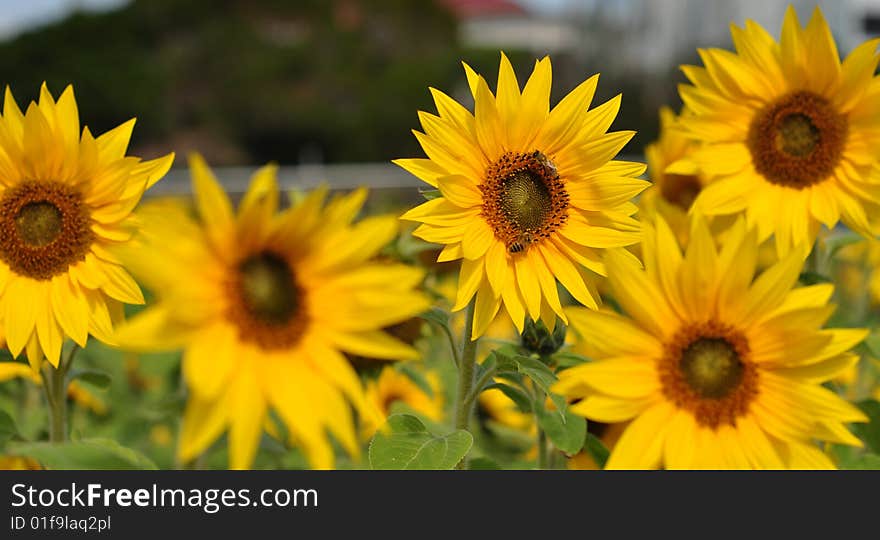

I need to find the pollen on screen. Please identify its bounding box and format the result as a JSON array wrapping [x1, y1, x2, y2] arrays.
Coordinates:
[[0, 180, 94, 280], [480, 151, 569, 253], [747, 91, 847, 189], [659, 321, 759, 429], [226, 250, 307, 350]]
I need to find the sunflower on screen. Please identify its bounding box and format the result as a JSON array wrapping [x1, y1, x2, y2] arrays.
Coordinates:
[[642, 107, 707, 244], [833, 237, 880, 308], [0, 84, 173, 370], [478, 384, 534, 433], [553, 215, 868, 469], [672, 7, 880, 256], [114, 155, 430, 469], [362, 366, 444, 438], [398, 53, 647, 337]]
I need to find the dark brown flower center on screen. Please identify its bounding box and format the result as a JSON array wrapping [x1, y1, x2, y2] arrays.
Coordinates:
[[480, 151, 569, 254], [659, 321, 758, 429], [226, 251, 306, 349], [747, 91, 847, 189], [660, 174, 702, 210], [0, 181, 94, 280]]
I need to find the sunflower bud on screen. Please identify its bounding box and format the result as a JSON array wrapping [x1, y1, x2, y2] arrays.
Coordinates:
[[520, 318, 566, 357]]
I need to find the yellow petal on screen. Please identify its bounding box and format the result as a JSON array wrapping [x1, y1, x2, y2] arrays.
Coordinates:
[[604, 402, 674, 469], [228, 367, 266, 470]]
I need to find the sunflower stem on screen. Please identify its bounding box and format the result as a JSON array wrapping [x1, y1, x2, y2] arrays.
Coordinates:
[[534, 385, 549, 469], [537, 426, 549, 470], [42, 343, 78, 443], [453, 298, 478, 469]]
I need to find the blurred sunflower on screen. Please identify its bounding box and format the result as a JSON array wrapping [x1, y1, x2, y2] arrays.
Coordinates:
[[673, 7, 880, 255], [833, 238, 880, 308], [554, 216, 868, 469], [399, 53, 647, 337], [114, 155, 430, 469], [0, 456, 42, 470], [0, 84, 173, 369], [362, 366, 444, 438], [642, 107, 707, 244]]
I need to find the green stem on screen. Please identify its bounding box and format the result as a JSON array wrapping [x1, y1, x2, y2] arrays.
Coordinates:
[[464, 365, 496, 411], [42, 343, 78, 443], [453, 298, 478, 469], [534, 386, 548, 470], [437, 321, 461, 369], [537, 427, 548, 470]]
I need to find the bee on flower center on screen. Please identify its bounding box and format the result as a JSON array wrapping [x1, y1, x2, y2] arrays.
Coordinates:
[[481, 150, 569, 254]]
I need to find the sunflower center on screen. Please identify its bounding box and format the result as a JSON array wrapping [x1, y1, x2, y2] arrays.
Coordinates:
[[0, 180, 94, 280], [659, 321, 759, 429], [16, 201, 63, 247], [680, 338, 743, 399], [500, 170, 552, 231], [480, 151, 569, 254], [776, 113, 819, 157], [661, 174, 702, 210], [227, 250, 306, 349], [747, 91, 847, 189], [239, 253, 298, 324]]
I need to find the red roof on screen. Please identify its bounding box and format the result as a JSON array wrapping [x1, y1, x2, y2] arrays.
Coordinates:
[[439, 0, 527, 18]]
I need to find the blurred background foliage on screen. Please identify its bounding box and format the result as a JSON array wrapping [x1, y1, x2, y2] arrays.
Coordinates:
[[0, 0, 675, 166]]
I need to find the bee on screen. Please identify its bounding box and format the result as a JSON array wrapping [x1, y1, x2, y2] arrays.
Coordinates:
[[507, 231, 534, 253], [533, 151, 558, 178]]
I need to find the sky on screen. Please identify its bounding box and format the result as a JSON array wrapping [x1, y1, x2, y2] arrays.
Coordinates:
[[0, 0, 125, 39], [0, 0, 571, 41]]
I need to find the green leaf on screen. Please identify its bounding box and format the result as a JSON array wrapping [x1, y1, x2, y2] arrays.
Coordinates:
[[515, 355, 567, 415], [553, 351, 590, 369], [536, 407, 586, 455], [8, 439, 158, 470], [369, 414, 473, 470], [494, 350, 567, 417], [0, 410, 19, 447], [484, 383, 532, 413], [583, 432, 610, 469], [468, 457, 502, 470], [841, 453, 880, 470], [853, 400, 880, 454], [419, 188, 441, 201], [419, 307, 450, 329], [70, 369, 112, 391], [798, 271, 832, 286]]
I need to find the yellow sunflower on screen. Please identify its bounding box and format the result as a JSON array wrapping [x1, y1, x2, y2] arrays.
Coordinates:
[[114, 155, 430, 469], [0, 84, 173, 369], [553, 215, 868, 469], [362, 366, 444, 438], [672, 7, 880, 256], [642, 106, 707, 244], [399, 53, 647, 337]]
